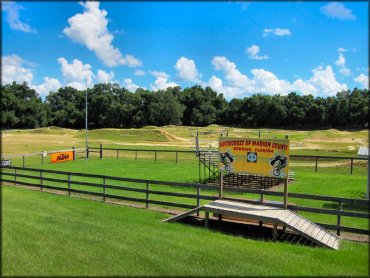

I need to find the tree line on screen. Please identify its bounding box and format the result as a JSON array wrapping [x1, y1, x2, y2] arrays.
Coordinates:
[[1, 81, 368, 129]]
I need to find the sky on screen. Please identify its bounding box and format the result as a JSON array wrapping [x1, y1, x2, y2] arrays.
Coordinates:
[[2, 1, 369, 99]]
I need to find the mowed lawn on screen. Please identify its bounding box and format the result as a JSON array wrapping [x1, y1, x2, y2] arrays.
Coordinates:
[[2, 186, 369, 277]]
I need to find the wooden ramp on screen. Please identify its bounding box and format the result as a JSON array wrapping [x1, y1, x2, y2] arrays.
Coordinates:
[[165, 200, 341, 250], [162, 206, 203, 223]]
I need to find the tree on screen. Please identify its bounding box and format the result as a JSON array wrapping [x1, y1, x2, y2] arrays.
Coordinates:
[[46, 86, 85, 128], [1, 82, 48, 128]]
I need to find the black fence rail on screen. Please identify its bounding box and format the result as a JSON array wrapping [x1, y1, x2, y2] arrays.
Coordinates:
[[1, 166, 369, 236], [290, 154, 368, 174], [89, 144, 196, 164]]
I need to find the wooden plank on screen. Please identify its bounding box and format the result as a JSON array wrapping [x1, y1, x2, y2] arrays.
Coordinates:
[[291, 218, 306, 230], [162, 206, 203, 222], [320, 233, 331, 246], [285, 213, 297, 224], [314, 229, 326, 242], [307, 227, 323, 240]]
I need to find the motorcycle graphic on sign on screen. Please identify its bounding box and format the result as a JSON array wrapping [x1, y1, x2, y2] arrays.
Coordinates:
[[269, 154, 288, 177], [220, 151, 235, 173]]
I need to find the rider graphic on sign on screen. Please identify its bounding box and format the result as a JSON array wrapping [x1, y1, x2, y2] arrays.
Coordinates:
[[269, 154, 288, 177], [220, 151, 234, 173]]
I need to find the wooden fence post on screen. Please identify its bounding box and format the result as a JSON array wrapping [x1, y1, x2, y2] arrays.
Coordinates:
[[116, 149, 119, 160], [350, 158, 353, 175], [315, 157, 318, 172], [72, 147, 76, 160], [100, 144, 103, 159], [68, 174, 71, 196], [196, 183, 200, 216], [146, 182, 149, 209], [14, 168, 17, 185], [87, 146, 89, 159], [135, 151, 137, 161], [41, 154, 44, 165], [155, 150, 157, 162], [40, 170, 43, 191], [337, 200, 342, 236], [103, 177, 106, 201], [22, 156, 25, 168]]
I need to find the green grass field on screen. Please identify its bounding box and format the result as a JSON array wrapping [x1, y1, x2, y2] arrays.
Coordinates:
[[2, 155, 367, 232], [1, 126, 369, 276], [2, 186, 369, 277]]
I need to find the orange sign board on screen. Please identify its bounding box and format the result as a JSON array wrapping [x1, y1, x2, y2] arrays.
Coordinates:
[[219, 137, 290, 179], [51, 151, 74, 163]]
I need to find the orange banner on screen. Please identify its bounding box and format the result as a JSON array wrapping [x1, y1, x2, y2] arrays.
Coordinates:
[[51, 151, 74, 163], [219, 137, 290, 179]]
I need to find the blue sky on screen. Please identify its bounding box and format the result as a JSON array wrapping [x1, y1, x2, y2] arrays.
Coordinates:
[[2, 1, 369, 99]]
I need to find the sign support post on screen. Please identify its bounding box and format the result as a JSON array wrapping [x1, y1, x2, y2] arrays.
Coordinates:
[[283, 178, 288, 209], [219, 171, 224, 199]]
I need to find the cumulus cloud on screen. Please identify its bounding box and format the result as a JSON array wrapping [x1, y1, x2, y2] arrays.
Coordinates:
[[263, 28, 291, 37], [150, 70, 169, 78], [134, 69, 146, 76], [209, 56, 347, 99], [96, 69, 115, 83], [149, 70, 178, 90], [1, 54, 34, 84], [354, 74, 369, 89], [2, 54, 63, 97], [320, 2, 356, 21], [245, 45, 269, 60], [57, 57, 94, 89], [335, 53, 351, 76], [63, 2, 141, 67], [32, 77, 61, 97], [123, 78, 140, 92], [2, 2, 37, 33], [174, 57, 201, 82]]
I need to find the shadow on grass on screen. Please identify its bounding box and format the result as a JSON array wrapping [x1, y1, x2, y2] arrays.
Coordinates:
[[179, 216, 319, 248]]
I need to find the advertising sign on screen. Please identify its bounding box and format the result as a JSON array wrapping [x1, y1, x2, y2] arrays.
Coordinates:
[[1, 160, 12, 167], [51, 151, 74, 163], [219, 137, 290, 179]]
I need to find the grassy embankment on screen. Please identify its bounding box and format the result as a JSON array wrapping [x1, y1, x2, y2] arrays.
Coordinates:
[[2, 186, 369, 277]]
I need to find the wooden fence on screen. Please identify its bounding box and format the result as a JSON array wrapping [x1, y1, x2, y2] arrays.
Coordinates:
[[90, 145, 367, 174], [1, 166, 369, 236]]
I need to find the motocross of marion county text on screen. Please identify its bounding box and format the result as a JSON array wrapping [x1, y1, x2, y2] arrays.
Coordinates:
[[218, 137, 290, 179]]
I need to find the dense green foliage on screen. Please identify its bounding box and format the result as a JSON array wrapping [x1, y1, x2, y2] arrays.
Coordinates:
[[1, 81, 368, 129]]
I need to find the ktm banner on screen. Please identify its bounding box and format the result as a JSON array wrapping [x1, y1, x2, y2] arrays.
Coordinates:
[[51, 151, 74, 163], [219, 137, 290, 179]]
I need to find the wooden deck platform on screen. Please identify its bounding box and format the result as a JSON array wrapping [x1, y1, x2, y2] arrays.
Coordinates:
[[164, 200, 341, 250]]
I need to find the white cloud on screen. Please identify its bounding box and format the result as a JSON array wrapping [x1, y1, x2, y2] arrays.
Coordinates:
[[2, 2, 36, 33], [1, 54, 33, 84], [335, 53, 352, 76], [150, 77, 178, 91], [338, 47, 347, 52], [209, 56, 347, 98], [245, 45, 269, 60], [307, 65, 347, 95], [57, 57, 94, 89], [32, 77, 61, 97], [63, 2, 141, 67], [263, 28, 291, 37], [320, 2, 356, 21], [354, 74, 369, 89], [2, 54, 62, 97], [174, 57, 201, 82], [96, 69, 115, 83], [212, 56, 252, 87], [123, 78, 140, 92], [150, 70, 169, 78], [134, 69, 146, 76]]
